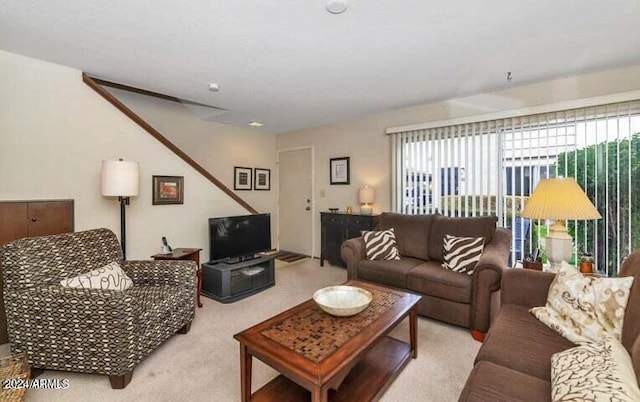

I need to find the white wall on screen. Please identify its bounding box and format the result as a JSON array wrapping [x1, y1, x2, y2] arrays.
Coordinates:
[[0, 49, 252, 260], [110, 89, 277, 216], [277, 63, 640, 253]]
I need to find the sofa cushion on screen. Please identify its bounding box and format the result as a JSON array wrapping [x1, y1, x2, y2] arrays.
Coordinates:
[[428, 215, 498, 262], [362, 228, 400, 261], [476, 304, 574, 380], [551, 338, 640, 402], [442, 235, 484, 275], [377, 212, 437, 260], [357, 257, 423, 289], [531, 263, 634, 344], [406, 261, 472, 304], [459, 361, 551, 402]]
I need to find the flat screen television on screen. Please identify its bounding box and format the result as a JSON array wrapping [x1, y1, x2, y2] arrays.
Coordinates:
[[209, 213, 271, 262]]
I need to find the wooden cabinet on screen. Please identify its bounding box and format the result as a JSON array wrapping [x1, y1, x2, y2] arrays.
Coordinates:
[[0, 200, 74, 244], [320, 212, 379, 268], [0, 199, 74, 344]]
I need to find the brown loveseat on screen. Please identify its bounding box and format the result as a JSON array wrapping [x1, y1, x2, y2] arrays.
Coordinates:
[[459, 251, 640, 401], [341, 212, 511, 338]]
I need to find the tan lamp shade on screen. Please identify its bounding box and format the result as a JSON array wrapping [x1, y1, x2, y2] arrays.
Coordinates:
[[521, 178, 601, 221], [358, 186, 375, 204], [101, 160, 140, 197]]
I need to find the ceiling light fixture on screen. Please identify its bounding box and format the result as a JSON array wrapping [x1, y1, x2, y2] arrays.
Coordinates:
[[249, 122, 264, 127], [326, 0, 348, 14], [208, 83, 220, 92]]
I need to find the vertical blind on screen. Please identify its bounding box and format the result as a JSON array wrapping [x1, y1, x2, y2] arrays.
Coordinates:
[[391, 100, 640, 276]]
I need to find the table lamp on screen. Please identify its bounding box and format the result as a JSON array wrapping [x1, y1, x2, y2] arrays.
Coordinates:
[[358, 185, 375, 215], [101, 159, 140, 260], [521, 177, 601, 271]]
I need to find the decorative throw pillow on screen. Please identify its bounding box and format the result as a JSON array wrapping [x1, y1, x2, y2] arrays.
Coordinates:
[[551, 337, 640, 402], [442, 235, 484, 275], [531, 262, 634, 344], [61, 262, 134, 291], [362, 228, 401, 261]]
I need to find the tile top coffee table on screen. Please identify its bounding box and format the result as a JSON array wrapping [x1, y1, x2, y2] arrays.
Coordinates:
[[233, 280, 422, 402]]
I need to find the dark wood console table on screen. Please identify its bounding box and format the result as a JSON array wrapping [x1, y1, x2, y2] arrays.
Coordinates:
[[151, 248, 203, 308], [320, 212, 379, 267]]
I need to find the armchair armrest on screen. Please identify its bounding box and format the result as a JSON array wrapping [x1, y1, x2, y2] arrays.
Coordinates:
[[500, 268, 555, 308], [341, 237, 367, 280], [470, 228, 511, 332], [121, 260, 196, 288], [4, 286, 139, 373]]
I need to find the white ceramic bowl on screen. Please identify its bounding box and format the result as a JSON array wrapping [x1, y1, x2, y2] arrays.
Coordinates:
[[313, 285, 373, 317]]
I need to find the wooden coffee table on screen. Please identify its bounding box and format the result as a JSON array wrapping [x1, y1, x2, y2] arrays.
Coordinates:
[[233, 280, 421, 402]]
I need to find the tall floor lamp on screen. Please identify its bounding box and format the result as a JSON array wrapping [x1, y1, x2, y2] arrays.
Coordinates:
[[521, 177, 601, 271], [101, 159, 139, 260]]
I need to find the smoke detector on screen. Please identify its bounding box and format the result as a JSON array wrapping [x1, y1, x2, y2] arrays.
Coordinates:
[[326, 0, 348, 14]]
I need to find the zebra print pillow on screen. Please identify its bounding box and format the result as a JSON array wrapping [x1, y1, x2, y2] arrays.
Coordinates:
[[551, 338, 640, 401], [442, 235, 484, 275], [362, 228, 401, 261]]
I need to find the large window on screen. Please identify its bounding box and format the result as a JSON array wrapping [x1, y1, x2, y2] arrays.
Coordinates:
[[391, 100, 640, 276]]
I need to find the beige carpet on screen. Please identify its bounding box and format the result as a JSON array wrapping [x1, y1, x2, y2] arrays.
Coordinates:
[[6, 259, 479, 402]]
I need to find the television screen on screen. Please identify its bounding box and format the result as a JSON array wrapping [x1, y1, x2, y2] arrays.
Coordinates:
[[209, 213, 271, 261]]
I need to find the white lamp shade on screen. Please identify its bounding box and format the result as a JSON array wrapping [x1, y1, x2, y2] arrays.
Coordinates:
[[521, 178, 601, 221], [358, 186, 375, 204], [101, 160, 140, 197]]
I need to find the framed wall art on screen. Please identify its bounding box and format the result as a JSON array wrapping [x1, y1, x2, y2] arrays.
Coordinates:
[[152, 175, 184, 205], [329, 157, 350, 185], [234, 167, 253, 190], [254, 168, 271, 191]]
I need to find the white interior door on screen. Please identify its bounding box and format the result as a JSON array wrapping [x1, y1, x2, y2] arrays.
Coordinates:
[[278, 148, 313, 256]]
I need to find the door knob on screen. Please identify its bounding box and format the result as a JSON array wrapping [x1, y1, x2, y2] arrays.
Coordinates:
[[31, 218, 38, 222], [305, 207, 311, 211]]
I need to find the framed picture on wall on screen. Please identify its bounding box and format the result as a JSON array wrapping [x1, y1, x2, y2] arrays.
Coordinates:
[[152, 175, 184, 205], [234, 167, 253, 190], [330, 157, 350, 185], [254, 168, 271, 191]]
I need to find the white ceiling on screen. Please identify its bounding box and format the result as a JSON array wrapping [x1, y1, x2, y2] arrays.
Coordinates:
[[1, 0, 640, 134]]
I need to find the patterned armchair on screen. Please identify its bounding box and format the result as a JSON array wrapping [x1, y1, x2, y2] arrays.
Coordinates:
[[0, 228, 196, 389]]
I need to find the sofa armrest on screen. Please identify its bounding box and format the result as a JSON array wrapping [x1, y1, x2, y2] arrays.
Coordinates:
[[341, 237, 366, 280], [121, 260, 196, 288], [470, 228, 511, 332], [500, 268, 555, 308]]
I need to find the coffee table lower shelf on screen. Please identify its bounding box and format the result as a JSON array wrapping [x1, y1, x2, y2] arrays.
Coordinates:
[[250, 336, 412, 402]]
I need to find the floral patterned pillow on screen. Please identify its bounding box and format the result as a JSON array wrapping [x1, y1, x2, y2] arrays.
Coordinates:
[[551, 338, 640, 401], [531, 262, 634, 343]]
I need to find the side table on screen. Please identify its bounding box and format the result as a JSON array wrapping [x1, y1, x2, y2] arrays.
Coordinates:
[[151, 248, 203, 308]]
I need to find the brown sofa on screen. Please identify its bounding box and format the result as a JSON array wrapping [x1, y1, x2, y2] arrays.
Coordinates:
[[341, 212, 511, 338], [459, 251, 640, 401]]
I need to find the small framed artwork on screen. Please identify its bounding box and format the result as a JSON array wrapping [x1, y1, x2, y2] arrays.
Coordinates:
[[234, 167, 253, 190], [330, 157, 350, 185], [254, 168, 271, 191], [152, 175, 184, 205]]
